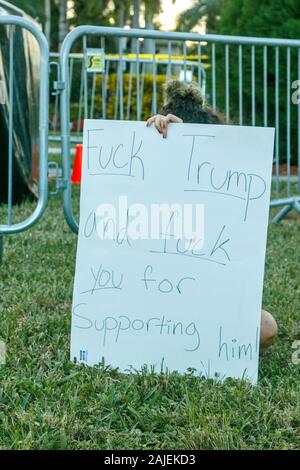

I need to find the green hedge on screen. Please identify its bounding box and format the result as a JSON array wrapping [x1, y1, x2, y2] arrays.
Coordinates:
[[69, 73, 168, 123]]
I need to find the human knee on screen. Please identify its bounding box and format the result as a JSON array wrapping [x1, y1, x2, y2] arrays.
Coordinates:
[[260, 309, 278, 351]]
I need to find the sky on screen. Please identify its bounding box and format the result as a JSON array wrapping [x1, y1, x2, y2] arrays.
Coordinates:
[[158, 0, 194, 31]]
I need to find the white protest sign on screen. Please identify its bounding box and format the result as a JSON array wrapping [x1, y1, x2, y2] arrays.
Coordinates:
[[71, 120, 274, 383]]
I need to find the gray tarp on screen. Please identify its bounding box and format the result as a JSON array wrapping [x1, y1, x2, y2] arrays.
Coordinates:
[[0, 1, 40, 203]]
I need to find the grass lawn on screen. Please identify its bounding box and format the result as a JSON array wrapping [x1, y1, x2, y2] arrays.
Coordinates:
[[0, 192, 299, 450]]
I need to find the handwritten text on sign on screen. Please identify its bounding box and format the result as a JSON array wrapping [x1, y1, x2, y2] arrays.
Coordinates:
[[71, 120, 274, 383]]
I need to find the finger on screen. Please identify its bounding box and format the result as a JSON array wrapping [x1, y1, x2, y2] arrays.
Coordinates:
[[154, 115, 164, 134], [161, 117, 170, 138], [162, 117, 168, 128], [162, 114, 183, 138], [167, 114, 183, 123], [162, 115, 174, 138], [162, 118, 168, 138], [146, 115, 157, 127]]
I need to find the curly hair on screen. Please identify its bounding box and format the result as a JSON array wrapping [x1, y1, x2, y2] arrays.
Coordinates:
[[159, 80, 226, 125]]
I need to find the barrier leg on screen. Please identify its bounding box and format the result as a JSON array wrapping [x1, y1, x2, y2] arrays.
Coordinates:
[[272, 204, 293, 224], [293, 198, 300, 214], [0, 234, 4, 265]]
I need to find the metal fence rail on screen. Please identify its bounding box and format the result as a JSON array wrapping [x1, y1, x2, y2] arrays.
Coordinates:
[[1, 21, 299, 252], [59, 26, 300, 233], [49, 51, 206, 138], [0, 16, 49, 255]]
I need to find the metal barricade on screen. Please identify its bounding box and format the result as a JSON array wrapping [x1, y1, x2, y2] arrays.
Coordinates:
[[59, 26, 300, 233], [2, 21, 299, 244], [0, 16, 49, 259], [49, 51, 206, 138]]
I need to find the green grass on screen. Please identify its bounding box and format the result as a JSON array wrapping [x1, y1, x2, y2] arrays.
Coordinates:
[[0, 194, 299, 450]]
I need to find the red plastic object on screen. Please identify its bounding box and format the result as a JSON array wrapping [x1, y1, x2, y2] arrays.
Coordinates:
[[71, 144, 83, 184]]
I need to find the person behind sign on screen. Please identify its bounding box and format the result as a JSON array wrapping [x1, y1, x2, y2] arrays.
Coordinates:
[[146, 80, 278, 353]]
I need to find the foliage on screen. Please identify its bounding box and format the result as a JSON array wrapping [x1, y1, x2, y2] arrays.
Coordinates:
[[176, 0, 227, 33], [11, 1, 164, 51], [49, 73, 167, 132], [218, 0, 300, 39], [69, 73, 166, 123], [12, 0, 60, 49], [71, 0, 118, 28], [214, 0, 300, 164], [11, 0, 45, 21]]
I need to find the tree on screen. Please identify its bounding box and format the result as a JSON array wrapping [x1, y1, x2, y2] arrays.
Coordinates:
[[44, 0, 51, 46], [218, 0, 300, 39], [12, 0, 60, 50], [72, 0, 112, 27], [144, 0, 162, 30], [132, 0, 141, 29], [216, 0, 300, 164], [57, 0, 68, 50], [12, 0, 45, 21], [116, 1, 126, 27], [176, 0, 227, 33]]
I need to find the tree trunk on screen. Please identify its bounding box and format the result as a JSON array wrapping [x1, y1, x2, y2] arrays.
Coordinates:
[[117, 1, 125, 27], [132, 0, 141, 29], [144, 8, 154, 73], [58, 0, 68, 50], [115, 1, 125, 51], [131, 0, 141, 53], [44, 0, 51, 47]]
